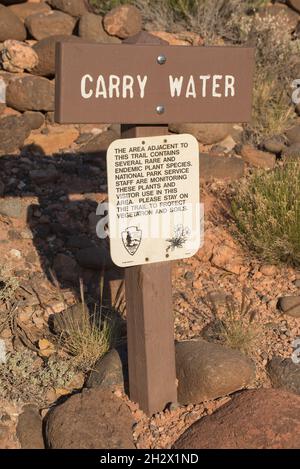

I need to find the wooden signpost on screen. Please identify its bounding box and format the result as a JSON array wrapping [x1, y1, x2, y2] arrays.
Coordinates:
[[55, 32, 254, 415]]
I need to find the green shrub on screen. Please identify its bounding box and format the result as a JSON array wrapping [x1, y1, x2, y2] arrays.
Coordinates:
[[232, 161, 300, 266]]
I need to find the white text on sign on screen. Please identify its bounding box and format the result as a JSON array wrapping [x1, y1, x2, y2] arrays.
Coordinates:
[[80, 74, 235, 100]]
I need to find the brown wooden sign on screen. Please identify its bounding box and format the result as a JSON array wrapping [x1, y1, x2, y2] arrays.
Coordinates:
[[55, 42, 254, 124]]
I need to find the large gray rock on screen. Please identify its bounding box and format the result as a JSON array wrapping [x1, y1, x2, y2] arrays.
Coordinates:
[[267, 357, 300, 395], [6, 76, 54, 111], [0, 5, 27, 41], [173, 389, 300, 449], [25, 11, 76, 40], [32, 35, 82, 77], [78, 12, 121, 43], [176, 339, 255, 404], [199, 153, 244, 180], [45, 388, 134, 448], [16, 405, 44, 449], [0, 115, 30, 154], [48, 0, 89, 17], [169, 123, 232, 145]]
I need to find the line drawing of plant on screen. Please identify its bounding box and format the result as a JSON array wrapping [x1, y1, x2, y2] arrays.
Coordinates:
[[166, 224, 190, 252]]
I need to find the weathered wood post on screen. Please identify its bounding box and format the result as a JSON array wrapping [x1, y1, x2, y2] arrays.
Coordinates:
[[121, 33, 177, 415]]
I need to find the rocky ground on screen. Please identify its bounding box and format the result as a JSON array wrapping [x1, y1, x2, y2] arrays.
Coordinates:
[[0, 0, 300, 450]]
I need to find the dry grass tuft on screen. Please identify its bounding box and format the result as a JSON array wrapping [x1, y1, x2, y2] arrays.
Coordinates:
[[206, 288, 260, 355], [58, 279, 117, 372]]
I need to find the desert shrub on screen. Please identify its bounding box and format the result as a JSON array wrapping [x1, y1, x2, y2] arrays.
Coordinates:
[[205, 288, 259, 354], [90, 0, 253, 40], [232, 161, 300, 266], [243, 13, 300, 143], [246, 74, 294, 145], [0, 349, 75, 404], [0, 265, 18, 304]]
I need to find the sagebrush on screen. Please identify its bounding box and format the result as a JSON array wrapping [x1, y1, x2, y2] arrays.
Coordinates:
[[232, 161, 300, 266], [0, 350, 75, 404]]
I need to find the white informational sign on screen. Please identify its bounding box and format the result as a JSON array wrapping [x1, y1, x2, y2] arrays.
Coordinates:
[[107, 133, 202, 267]]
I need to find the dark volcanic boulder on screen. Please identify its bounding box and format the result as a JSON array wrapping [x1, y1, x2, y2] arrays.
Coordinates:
[[25, 10, 76, 40], [32, 35, 82, 77], [45, 388, 134, 448], [173, 388, 300, 449], [176, 339, 255, 404], [6, 76, 54, 112]]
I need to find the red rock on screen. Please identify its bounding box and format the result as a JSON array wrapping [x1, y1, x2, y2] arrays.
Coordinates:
[[169, 123, 232, 145], [17, 405, 44, 449], [240, 145, 276, 169], [47, 0, 89, 17], [103, 4, 142, 39], [173, 389, 300, 449], [24, 126, 79, 154], [8, 2, 51, 22], [151, 31, 203, 46], [78, 12, 120, 43], [0, 40, 38, 73], [211, 243, 245, 274], [0, 5, 27, 41], [25, 11, 76, 40]]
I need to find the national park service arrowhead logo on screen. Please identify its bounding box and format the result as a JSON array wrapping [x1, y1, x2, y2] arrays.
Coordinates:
[[122, 226, 142, 256]]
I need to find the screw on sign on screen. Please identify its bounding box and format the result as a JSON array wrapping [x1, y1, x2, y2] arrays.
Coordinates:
[[55, 31, 254, 415]]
